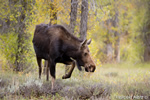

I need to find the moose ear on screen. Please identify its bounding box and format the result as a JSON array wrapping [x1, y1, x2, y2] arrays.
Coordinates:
[[81, 39, 87, 46], [79, 39, 87, 49], [87, 39, 92, 45]]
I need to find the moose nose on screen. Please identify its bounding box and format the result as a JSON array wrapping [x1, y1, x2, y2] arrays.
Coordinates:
[[85, 65, 96, 72], [85, 68, 88, 72], [90, 65, 96, 72]]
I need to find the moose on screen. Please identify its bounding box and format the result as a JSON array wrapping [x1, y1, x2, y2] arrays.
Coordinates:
[[32, 24, 96, 92]]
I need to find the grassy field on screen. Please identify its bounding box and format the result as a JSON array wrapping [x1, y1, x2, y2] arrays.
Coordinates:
[[0, 63, 150, 100]]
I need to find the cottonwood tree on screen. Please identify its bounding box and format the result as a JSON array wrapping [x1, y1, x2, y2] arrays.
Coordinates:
[[113, 0, 120, 63], [15, 0, 27, 71], [105, 19, 114, 63], [49, 0, 57, 25], [70, 0, 78, 34], [80, 0, 88, 40], [141, 0, 150, 62], [0, 0, 34, 71]]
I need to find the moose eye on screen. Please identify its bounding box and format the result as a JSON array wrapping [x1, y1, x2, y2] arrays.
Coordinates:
[[84, 53, 88, 56]]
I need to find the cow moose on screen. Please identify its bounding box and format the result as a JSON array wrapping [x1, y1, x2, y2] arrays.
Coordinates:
[[33, 24, 79, 81], [32, 24, 96, 92]]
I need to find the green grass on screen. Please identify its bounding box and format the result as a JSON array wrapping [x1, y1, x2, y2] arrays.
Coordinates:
[[0, 63, 150, 99]]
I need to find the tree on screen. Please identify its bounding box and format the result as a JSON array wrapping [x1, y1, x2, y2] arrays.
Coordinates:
[[105, 19, 114, 63], [49, 0, 57, 25], [113, 0, 120, 63], [142, 0, 150, 62], [14, 0, 27, 71], [70, 0, 78, 34], [80, 0, 88, 40], [0, 0, 34, 71]]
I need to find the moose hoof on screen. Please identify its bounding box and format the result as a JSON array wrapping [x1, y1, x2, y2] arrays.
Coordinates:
[[51, 88, 56, 95], [51, 91, 56, 95], [62, 74, 71, 79]]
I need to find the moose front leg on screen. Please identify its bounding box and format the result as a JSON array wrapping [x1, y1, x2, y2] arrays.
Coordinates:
[[62, 60, 75, 79]]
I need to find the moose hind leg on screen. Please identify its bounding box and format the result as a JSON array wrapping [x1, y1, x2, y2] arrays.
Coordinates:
[[37, 57, 42, 79], [62, 60, 75, 79], [49, 60, 56, 94]]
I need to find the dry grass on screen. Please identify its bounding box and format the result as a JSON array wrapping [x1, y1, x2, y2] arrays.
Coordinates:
[[0, 63, 150, 99]]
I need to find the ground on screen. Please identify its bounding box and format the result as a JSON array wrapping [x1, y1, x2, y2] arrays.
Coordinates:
[[0, 63, 150, 100]]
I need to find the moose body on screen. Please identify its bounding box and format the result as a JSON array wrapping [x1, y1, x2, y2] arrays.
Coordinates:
[[32, 24, 96, 92]]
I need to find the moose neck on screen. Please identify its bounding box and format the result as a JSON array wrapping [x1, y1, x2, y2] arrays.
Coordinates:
[[59, 27, 83, 59], [64, 39, 81, 59]]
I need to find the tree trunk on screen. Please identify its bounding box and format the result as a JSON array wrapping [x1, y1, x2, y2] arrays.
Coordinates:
[[143, 2, 150, 62], [105, 19, 114, 63], [113, 1, 120, 63], [114, 31, 120, 63], [70, 0, 78, 34], [15, 0, 27, 71], [80, 0, 88, 40], [143, 25, 150, 62], [49, 0, 57, 25], [106, 43, 113, 62]]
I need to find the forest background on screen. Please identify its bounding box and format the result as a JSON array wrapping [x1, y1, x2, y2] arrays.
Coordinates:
[[0, 0, 150, 99]]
